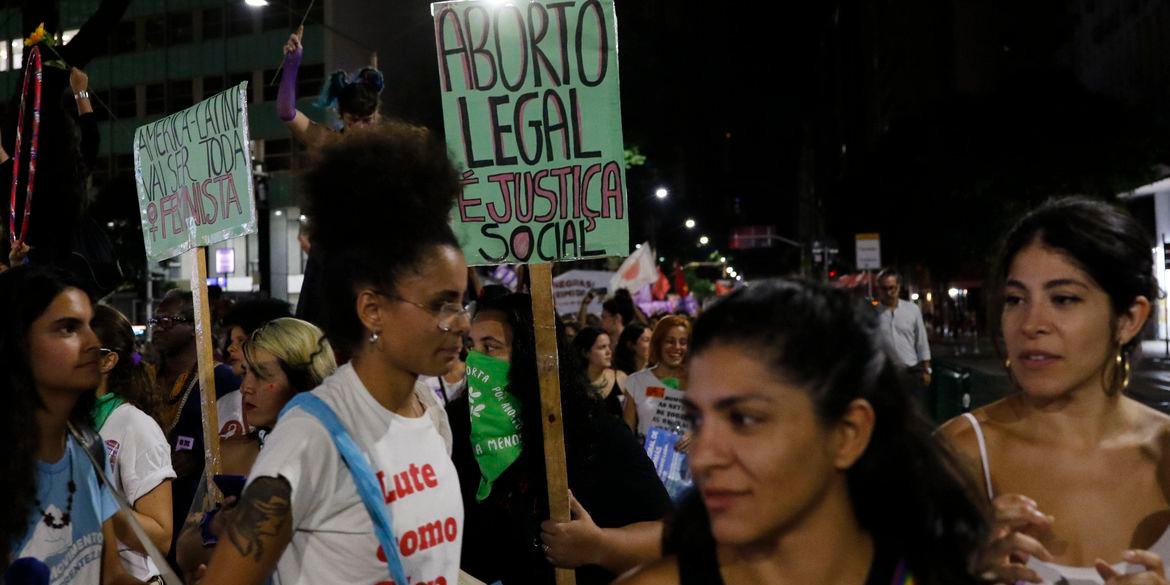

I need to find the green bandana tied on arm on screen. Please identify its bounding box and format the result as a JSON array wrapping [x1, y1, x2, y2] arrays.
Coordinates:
[[466, 351, 524, 502]]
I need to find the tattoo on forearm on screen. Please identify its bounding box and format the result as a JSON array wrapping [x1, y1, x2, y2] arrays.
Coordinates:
[[225, 476, 292, 561]]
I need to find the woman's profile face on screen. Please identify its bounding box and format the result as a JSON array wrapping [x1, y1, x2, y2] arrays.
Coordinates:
[[686, 343, 843, 547], [634, 328, 652, 362], [1002, 242, 1137, 399], [589, 333, 613, 370], [226, 325, 248, 376], [28, 288, 102, 396], [658, 325, 689, 368], [240, 346, 294, 429]]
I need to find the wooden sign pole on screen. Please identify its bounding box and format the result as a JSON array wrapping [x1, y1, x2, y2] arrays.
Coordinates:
[[189, 247, 224, 504], [528, 263, 576, 585]]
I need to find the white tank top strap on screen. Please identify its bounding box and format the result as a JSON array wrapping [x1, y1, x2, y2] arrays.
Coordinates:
[[962, 412, 995, 500]]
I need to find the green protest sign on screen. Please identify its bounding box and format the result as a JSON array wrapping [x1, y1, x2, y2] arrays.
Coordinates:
[[466, 351, 524, 502], [432, 0, 629, 265], [133, 82, 256, 262]]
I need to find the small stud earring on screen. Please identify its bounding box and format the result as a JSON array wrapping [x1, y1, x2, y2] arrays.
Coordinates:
[[369, 331, 381, 344]]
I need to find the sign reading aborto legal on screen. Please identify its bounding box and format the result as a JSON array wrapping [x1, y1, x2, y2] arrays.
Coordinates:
[[432, 0, 629, 265], [133, 82, 256, 262]]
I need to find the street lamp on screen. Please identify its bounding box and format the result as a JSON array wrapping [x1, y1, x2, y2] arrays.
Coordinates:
[[699, 235, 709, 246], [684, 218, 696, 229], [655, 187, 669, 199], [245, 0, 270, 6], [719, 256, 726, 263]]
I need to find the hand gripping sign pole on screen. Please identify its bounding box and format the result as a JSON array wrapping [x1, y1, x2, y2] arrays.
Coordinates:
[[433, 1, 629, 583], [133, 82, 258, 505]]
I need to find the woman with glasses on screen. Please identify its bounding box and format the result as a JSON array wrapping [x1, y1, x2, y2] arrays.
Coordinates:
[[175, 317, 336, 580], [201, 122, 470, 585]]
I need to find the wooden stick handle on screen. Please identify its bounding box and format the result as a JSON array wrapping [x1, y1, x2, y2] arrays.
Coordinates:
[[190, 247, 223, 505], [528, 263, 576, 585]]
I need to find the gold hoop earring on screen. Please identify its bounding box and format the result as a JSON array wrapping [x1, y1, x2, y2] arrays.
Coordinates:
[[1114, 347, 1132, 393]]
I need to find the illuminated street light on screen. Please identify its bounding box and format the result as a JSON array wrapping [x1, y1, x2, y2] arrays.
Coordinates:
[[244, 0, 269, 6], [719, 256, 726, 263], [655, 187, 669, 199], [699, 235, 709, 246], [684, 218, 696, 229]]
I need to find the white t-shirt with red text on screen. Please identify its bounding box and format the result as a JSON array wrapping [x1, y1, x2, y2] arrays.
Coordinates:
[[248, 363, 462, 585], [625, 367, 690, 440]]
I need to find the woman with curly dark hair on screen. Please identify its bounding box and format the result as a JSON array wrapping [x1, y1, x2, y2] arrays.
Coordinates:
[[453, 293, 672, 585], [91, 304, 175, 582], [619, 279, 988, 585], [202, 122, 469, 585], [1, 265, 134, 584]]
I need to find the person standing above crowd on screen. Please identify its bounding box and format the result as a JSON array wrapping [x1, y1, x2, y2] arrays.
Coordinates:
[[0, 266, 135, 585], [619, 279, 988, 585], [614, 323, 652, 376], [573, 327, 635, 429], [626, 316, 692, 441], [202, 123, 467, 585], [218, 299, 292, 439], [92, 305, 175, 583], [875, 269, 932, 391], [147, 289, 240, 567], [454, 294, 671, 585], [942, 197, 1170, 585]]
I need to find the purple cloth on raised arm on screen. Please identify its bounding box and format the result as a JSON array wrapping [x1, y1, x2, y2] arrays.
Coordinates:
[[277, 45, 302, 122]]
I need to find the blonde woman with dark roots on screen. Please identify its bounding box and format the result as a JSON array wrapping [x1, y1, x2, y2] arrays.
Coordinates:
[[941, 197, 1169, 585], [175, 317, 336, 580]]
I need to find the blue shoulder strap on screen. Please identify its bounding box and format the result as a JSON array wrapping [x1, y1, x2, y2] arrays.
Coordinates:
[[280, 393, 408, 585]]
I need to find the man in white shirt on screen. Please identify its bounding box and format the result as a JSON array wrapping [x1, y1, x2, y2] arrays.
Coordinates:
[[876, 269, 932, 387]]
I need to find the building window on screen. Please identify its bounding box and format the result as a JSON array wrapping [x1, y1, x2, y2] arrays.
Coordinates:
[[228, 3, 255, 37], [202, 7, 224, 39], [112, 19, 137, 54], [169, 12, 194, 44], [203, 75, 225, 99], [145, 83, 166, 116], [297, 63, 326, 102], [115, 154, 134, 173], [290, 0, 325, 25], [144, 15, 166, 50], [228, 72, 254, 100], [114, 87, 137, 119], [264, 138, 293, 171], [262, 68, 280, 101], [261, 7, 289, 32], [11, 38, 22, 69], [93, 90, 113, 121], [169, 80, 193, 110]]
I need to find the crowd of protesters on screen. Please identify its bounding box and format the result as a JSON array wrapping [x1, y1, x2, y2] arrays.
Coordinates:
[[7, 12, 1170, 585]]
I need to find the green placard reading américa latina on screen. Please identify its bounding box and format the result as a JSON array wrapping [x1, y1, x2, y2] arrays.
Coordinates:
[[432, 0, 629, 265], [133, 82, 256, 262]]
